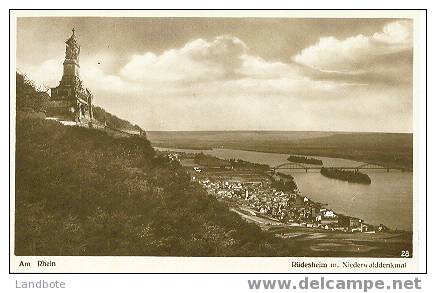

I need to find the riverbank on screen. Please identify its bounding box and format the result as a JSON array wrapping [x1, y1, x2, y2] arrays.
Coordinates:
[[162, 149, 399, 233], [148, 131, 412, 171], [157, 148, 412, 256], [156, 146, 413, 232], [154, 143, 412, 172], [230, 206, 412, 257], [268, 172, 380, 232]]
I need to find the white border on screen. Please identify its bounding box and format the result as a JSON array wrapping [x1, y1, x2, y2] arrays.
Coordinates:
[[9, 9, 426, 274]]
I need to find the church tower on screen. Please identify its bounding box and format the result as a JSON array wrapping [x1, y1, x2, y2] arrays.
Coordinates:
[[48, 29, 93, 124]]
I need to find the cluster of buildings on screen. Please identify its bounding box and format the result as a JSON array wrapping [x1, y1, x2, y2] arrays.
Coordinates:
[[197, 177, 387, 233], [160, 150, 390, 234], [166, 152, 180, 161]]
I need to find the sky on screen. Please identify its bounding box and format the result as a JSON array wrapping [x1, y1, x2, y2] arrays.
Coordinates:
[[16, 17, 413, 132]]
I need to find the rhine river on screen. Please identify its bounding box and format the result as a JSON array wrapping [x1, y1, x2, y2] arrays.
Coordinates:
[[156, 147, 413, 231]]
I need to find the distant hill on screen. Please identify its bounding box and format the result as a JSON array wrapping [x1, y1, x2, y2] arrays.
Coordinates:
[[296, 132, 412, 149], [284, 133, 413, 170], [148, 131, 413, 170], [147, 130, 334, 146]]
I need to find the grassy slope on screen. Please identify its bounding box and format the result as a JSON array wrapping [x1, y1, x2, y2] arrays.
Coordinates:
[[16, 119, 301, 256], [15, 71, 300, 256]]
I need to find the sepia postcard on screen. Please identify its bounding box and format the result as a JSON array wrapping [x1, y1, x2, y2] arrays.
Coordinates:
[[9, 10, 426, 273]]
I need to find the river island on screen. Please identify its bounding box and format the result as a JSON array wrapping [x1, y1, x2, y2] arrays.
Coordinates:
[[177, 152, 378, 230], [157, 149, 412, 257]]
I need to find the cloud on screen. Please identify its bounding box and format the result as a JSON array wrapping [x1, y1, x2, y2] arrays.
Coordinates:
[[18, 56, 63, 90], [18, 27, 413, 132], [293, 20, 413, 80], [120, 35, 248, 84], [294, 35, 371, 72], [373, 20, 413, 45], [116, 35, 355, 100], [237, 55, 301, 79]]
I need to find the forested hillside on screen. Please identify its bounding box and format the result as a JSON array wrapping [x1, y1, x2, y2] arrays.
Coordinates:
[[16, 72, 143, 132], [15, 73, 297, 256], [92, 106, 143, 132]]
